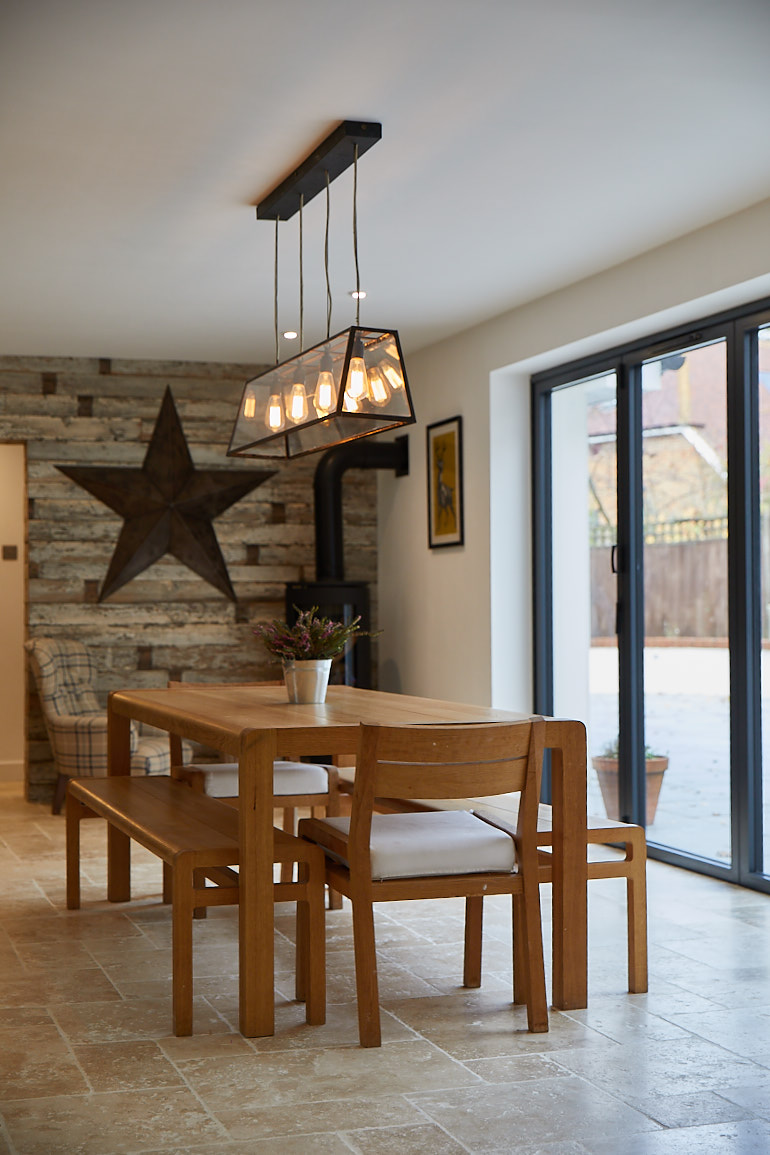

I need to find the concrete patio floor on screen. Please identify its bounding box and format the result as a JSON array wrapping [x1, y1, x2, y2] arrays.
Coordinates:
[[589, 647, 770, 868]]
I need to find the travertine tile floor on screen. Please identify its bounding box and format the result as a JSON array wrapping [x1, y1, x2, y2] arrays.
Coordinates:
[[2, 783, 770, 1154]]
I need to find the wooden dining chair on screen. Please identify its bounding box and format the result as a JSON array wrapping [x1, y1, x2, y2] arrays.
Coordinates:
[[298, 718, 548, 1047]]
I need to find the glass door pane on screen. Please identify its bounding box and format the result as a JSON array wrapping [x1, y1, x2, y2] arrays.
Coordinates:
[[641, 341, 731, 861], [551, 372, 619, 818], [759, 323, 770, 874]]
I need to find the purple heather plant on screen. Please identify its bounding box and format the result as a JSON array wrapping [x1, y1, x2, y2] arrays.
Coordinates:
[[253, 606, 371, 662]]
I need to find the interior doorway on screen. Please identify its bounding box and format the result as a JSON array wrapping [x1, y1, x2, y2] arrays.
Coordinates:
[[0, 443, 26, 782]]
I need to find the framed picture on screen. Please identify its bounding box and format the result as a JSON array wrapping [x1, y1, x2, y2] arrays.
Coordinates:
[[426, 415, 464, 548]]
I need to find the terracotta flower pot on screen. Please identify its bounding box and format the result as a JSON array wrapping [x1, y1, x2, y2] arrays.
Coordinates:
[[591, 755, 668, 825]]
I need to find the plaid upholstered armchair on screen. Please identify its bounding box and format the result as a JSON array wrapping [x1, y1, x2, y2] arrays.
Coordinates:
[[26, 637, 178, 814]]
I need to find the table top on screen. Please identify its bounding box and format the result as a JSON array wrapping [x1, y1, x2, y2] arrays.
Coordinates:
[[109, 683, 533, 758]]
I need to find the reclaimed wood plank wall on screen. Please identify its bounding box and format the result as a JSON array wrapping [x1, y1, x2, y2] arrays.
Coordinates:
[[0, 355, 377, 801]]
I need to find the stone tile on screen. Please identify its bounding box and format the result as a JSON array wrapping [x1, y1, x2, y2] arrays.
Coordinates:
[[583, 1118, 770, 1154], [157, 1030, 258, 1063], [1, 1088, 228, 1154], [343, 1122, 468, 1153], [180, 1039, 480, 1115], [561, 999, 694, 1045], [276, 955, 441, 1006], [552, 1034, 766, 1106], [462, 1053, 571, 1084], [717, 1078, 770, 1120], [410, 1077, 660, 1152], [218, 1095, 428, 1143], [383, 992, 611, 1060], [0, 966, 121, 1007], [0, 1024, 89, 1101], [51, 995, 230, 1043], [630, 1089, 752, 1128], [2, 910, 144, 945], [142, 1137, 353, 1155], [72, 1040, 187, 1092], [663, 1007, 770, 1064]]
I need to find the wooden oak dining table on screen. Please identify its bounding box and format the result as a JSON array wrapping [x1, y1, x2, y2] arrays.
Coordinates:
[[106, 683, 588, 1037]]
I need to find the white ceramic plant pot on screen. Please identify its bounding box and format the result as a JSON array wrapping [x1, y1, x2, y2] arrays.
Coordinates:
[[282, 658, 332, 704]]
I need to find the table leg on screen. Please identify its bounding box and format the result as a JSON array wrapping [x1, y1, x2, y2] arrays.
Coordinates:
[[238, 727, 278, 1037], [107, 701, 132, 903], [549, 719, 588, 1009]]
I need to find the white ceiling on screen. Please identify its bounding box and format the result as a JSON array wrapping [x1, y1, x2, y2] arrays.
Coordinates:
[[3, 0, 770, 365]]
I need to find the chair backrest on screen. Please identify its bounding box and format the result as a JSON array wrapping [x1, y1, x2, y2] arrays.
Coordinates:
[[349, 719, 545, 862], [25, 637, 101, 717]]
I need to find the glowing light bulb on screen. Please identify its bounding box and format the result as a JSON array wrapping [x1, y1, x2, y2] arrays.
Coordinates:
[[243, 388, 257, 419], [346, 337, 368, 399], [265, 393, 285, 431], [343, 389, 359, 412], [314, 353, 336, 415], [288, 381, 309, 424], [381, 362, 405, 391], [367, 367, 391, 407]]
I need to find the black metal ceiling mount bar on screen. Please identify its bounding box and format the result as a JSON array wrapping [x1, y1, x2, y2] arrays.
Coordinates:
[[256, 121, 382, 222]]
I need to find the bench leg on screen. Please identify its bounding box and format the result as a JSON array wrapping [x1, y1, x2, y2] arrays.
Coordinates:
[[107, 824, 131, 903], [171, 857, 194, 1036], [65, 792, 90, 910], [296, 856, 326, 1026], [463, 895, 483, 987], [53, 772, 70, 816]]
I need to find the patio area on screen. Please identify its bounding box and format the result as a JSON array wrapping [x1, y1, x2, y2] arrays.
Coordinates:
[[589, 646, 770, 866]]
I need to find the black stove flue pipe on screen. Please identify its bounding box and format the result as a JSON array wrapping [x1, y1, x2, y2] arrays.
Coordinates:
[[285, 435, 409, 688], [313, 434, 409, 582]]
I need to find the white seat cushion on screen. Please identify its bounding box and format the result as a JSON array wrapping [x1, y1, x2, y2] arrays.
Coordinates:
[[193, 761, 330, 798], [316, 810, 516, 879]]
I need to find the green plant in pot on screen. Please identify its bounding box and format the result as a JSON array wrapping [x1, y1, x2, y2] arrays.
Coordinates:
[[591, 737, 668, 825], [253, 606, 375, 704]]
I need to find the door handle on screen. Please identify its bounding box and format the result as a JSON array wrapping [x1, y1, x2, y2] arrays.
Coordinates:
[[611, 544, 619, 574]]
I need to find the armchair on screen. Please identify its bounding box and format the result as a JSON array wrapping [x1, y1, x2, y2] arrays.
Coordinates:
[[25, 637, 181, 814]]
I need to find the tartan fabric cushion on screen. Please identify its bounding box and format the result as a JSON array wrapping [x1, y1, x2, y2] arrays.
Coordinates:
[[25, 638, 101, 716]]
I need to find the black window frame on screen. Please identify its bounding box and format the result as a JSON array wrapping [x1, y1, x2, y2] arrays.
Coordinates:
[[532, 294, 770, 891]]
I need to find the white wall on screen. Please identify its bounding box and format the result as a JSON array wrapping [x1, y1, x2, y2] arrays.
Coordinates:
[[0, 443, 26, 780], [378, 196, 770, 710]]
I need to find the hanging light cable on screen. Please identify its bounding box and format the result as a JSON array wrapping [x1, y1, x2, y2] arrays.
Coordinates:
[[262, 214, 285, 432], [287, 194, 309, 425], [314, 170, 337, 418]]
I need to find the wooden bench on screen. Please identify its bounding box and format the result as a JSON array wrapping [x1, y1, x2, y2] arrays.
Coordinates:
[[66, 775, 326, 1035], [337, 773, 647, 994]]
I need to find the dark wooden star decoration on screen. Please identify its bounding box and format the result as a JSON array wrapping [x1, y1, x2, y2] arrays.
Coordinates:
[[57, 387, 276, 602]]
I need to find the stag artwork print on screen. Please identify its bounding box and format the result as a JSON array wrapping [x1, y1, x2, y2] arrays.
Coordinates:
[[427, 415, 464, 548]]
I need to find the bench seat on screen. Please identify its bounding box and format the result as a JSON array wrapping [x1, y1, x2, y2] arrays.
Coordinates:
[[66, 775, 326, 1035]]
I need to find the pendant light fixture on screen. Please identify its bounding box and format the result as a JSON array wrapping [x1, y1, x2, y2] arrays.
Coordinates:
[[228, 121, 415, 460]]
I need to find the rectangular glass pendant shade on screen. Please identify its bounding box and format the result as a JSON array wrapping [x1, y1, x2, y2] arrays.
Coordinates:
[[228, 327, 415, 459]]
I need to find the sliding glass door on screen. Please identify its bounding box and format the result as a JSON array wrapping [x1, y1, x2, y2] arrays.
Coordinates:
[[551, 372, 618, 820], [641, 341, 731, 862], [534, 297, 770, 890]]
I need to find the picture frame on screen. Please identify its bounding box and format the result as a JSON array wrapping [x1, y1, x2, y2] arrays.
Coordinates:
[[426, 415, 464, 548]]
